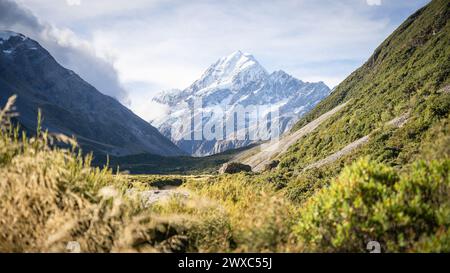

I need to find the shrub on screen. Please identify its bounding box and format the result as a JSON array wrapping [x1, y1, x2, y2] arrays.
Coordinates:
[[293, 158, 450, 252]]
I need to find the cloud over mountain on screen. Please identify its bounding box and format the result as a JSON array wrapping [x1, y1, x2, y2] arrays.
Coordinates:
[[0, 0, 129, 104]]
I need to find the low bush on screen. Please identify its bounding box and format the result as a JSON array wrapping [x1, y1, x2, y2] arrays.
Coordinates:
[[293, 158, 450, 252]]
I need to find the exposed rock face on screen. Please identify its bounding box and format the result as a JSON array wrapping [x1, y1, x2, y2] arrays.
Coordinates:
[[219, 162, 252, 174], [153, 51, 330, 156], [0, 31, 185, 157]]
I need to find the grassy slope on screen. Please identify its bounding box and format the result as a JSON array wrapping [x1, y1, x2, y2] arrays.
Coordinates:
[[292, 0, 449, 133], [252, 0, 450, 196]]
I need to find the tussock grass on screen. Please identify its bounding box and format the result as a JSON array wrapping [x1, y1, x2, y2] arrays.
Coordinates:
[[182, 174, 299, 252], [0, 96, 191, 252], [0, 96, 297, 252]]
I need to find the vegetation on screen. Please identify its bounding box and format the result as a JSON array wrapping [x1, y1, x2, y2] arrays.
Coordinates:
[[294, 159, 450, 252], [92, 144, 253, 175], [0, 97, 297, 252], [1, 0, 449, 253], [0, 94, 449, 252], [253, 0, 450, 203]]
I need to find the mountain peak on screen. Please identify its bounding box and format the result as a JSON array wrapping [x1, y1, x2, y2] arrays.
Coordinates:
[[216, 50, 260, 72], [0, 30, 39, 55], [0, 30, 26, 41], [190, 50, 268, 92], [154, 51, 331, 156], [219, 50, 255, 63]]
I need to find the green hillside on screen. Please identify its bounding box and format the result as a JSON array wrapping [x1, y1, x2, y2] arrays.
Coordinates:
[[256, 0, 450, 198]]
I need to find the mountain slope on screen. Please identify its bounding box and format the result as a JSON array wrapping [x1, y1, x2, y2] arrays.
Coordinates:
[[281, 0, 450, 169], [153, 50, 330, 156], [292, 0, 449, 133], [232, 0, 449, 189], [0, 31, 185, 157]]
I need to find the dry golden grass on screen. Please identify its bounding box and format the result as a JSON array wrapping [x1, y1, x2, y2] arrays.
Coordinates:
[[0, 96, 298, 253], [0, 97, 195, 253]]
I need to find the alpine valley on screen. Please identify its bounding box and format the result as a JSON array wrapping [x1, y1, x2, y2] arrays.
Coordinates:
[[0, 0, 448, 254]]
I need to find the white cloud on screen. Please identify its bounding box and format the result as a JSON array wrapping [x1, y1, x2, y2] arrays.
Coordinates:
[[87, 0, 391, 91], [66, 0, 81, 6], [132, 100, 170, 123], [366, 0, 382, 6], [0, 0, 129, 104]]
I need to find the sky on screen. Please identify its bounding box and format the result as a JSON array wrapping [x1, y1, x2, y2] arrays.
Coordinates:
[[1, 0, 431, 121]]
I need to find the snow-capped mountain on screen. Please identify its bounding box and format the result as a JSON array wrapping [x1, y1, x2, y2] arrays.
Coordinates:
[[153, 50, 330, 156]]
